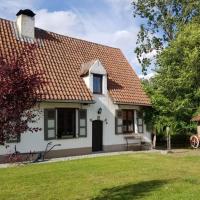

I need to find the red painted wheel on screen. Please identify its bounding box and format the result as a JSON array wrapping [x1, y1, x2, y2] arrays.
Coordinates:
[[190, 135, 199, 149]]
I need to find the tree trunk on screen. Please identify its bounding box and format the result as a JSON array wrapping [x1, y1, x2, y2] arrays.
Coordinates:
[[168, 134, 171, 150], [152, 134, 156, 149]]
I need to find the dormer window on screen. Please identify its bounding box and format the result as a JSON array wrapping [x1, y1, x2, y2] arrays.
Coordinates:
[[81, 60, 107, 95], [93, 74, 102, 94]]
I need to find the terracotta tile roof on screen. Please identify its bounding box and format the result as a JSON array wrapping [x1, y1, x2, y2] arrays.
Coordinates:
[[0, 18, 151, 106]]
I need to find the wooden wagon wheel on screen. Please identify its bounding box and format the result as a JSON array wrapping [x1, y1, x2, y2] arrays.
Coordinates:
[[190, 135, 199, 149]]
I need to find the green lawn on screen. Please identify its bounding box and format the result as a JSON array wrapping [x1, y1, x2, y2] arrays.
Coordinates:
[[0, 151, 200, 200]]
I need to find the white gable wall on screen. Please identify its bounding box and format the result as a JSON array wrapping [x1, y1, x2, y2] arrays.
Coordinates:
[[89, 60, 107, 75]]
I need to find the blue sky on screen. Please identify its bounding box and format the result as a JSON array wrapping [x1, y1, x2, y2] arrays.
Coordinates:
[[0, 0, 149, 76]]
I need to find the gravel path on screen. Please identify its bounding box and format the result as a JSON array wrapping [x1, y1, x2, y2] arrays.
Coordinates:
[[0, 150, 161, 168]]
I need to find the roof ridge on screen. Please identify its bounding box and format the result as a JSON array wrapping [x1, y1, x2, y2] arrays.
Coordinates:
[[0, 17, 120, 50], [36, 27, 120, 50]]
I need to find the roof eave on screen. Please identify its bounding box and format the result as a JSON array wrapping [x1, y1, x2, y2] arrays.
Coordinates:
[[113, 101, 152, 107], [38, 99, 96, 104]]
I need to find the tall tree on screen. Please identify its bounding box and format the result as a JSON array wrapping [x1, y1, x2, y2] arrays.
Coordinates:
[[143, 21, 200, 136], [0, 45, 44, 145], [132, 0, 200, 73]]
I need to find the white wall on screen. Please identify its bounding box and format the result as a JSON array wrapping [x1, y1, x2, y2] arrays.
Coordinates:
[[0, 98, 151, 155], [0, 105, 91, 155]]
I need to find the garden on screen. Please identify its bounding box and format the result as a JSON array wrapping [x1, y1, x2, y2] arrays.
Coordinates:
[[0, 151, 200, 200]]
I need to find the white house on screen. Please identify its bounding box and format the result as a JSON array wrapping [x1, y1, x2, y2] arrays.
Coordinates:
[[0, 9, 151, 161]]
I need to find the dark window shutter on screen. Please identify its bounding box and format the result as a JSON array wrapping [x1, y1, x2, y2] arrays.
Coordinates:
[[79, 109, 87, 137], [115, 110, 123, 134], [6, 134, 21, 143], [44, 109, 56, 140], [137, 111, 144, 133]]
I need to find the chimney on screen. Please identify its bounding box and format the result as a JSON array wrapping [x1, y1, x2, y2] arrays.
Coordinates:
[[16, 9, 36, 39]]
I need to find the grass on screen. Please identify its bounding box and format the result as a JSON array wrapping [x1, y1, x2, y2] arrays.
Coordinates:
[[0, 150, 200, 200]]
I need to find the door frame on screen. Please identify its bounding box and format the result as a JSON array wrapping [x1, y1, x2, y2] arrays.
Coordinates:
[[92, 120, 103, 152]]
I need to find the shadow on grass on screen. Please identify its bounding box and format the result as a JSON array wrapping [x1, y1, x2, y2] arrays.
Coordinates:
[[92, 179, 171, 200]]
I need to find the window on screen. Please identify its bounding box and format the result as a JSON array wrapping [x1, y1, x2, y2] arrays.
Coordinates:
[[116, 110, 134, 134], [57, 108, 75, 139], [122, 110, 134, 133], [93, 74, 102, 94], [6, 134, 20, 143], [44, 108, 87, 140], [79, 109, 87, 137], [137, 111, 144, 133]]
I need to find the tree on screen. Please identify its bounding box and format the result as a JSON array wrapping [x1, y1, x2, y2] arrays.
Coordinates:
[[132, 0, 200, 73], [143, 21, 200, 141], [0, 45, 44, 145]]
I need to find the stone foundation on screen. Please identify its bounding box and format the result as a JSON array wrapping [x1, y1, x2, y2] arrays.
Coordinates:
[[0, 144, 152, 163]]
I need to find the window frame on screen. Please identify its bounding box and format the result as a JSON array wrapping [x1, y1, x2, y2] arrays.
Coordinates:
[[115, 109, 135, 135], [93, 74, 103, 94], [44, 108, 87, 140], [57, 108, 76, 139], [122, 110, 135, 134]]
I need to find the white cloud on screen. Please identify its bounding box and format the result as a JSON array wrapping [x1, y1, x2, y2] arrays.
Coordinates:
[[113, 30, 135, 47], [36, 9, 82, 36]]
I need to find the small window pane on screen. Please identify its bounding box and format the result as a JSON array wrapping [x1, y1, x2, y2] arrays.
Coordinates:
[[7, 135, 20, 143], [138, 126, 143, 133], [117, 118, 123, 126], [48, 110, 55, 118], [128, 123, 134, 132], [48, 129, 55, 138], [138, 118, 143, 125], [80, 128, 86, 136], [128, 111, 133, 120], [80, 111, 86, 119], [123, 111, 127, 120], [48, 119, 55, 128], [123, 125, 127, 132], [117, 126, 122, 133], [137, 111, 143, 118], [117, 111, 122, 118], [80, 119, 86, 127]]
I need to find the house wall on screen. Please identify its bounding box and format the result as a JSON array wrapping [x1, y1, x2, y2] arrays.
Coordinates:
[[0, 60, 151, 158], [0, 95, 151, 157], [0, 105, 91, 156], [90, 94, 149, 151]]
